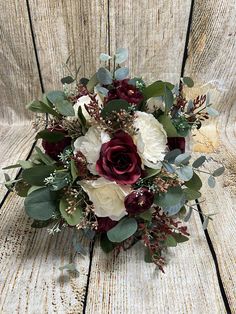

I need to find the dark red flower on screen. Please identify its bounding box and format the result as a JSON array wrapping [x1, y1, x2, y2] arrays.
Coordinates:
[[96, 130, 142, 185], [72, 151, 88, 177], [125, 188, 154, 214], [96, 217, 118, 232], [42, 127, 71, 160], [167, 137, 186, 153], [106, 79, 143, 105]]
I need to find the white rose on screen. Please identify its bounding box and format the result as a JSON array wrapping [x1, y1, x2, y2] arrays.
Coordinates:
[[147, 96, 164, 112], [133, 111, 167, 169], [74, 126, 110, 175], [73, 91, 103, 121], [79, 178, 130, 221]]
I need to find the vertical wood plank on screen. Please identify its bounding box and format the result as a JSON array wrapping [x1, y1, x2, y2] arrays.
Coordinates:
[[109, 0, 192, 83], [0, 0, 41, 123], [28, 0, 109, 91]]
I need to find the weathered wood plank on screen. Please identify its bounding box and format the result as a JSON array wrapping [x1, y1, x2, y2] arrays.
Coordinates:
[[28, 0, 109, 91], [0, 0, 41, 123], [0, 125, 35, 203], [109, 0, 192, 83], [85, 214, 226, 314], [0, 192, 90, 314]]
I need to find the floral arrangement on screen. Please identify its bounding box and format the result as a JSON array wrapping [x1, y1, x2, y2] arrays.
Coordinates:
[[4, 48, 224, 272]]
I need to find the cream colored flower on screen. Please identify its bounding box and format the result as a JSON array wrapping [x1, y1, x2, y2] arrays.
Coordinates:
[[73, 126, 110, 175], [147, 96, 164, 112], [73, 91, 103, 121], [133, 111, 167, 169], [79, 178, 130, 221]]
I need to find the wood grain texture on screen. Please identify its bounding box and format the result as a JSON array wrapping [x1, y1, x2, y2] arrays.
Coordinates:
[[0, 192, 90, 314], [0, 0, 41, 123], [85, 214, 226, 314], [109, 0, 192, 83], [0, 125, 35, 203], [28, 0, 109, 91]]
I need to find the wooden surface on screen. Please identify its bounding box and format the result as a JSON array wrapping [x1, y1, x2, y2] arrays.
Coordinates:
[[0, 0, 235, 313]]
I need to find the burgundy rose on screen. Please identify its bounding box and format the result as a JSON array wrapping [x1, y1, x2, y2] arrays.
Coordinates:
[[96, 130, 142, 185], [106, 79, 143, 105], [42, 127, 71, 160], [125, 188, 154, 214], [96, 217, 118, 233], [167, 137, 186, 153]]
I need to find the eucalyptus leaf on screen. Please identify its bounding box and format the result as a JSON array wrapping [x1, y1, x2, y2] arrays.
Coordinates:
[[192, 155, 206, 168], [24, 187, 57, 220], [176, 166, 193, 181], [185, 172, 202, 190], [164, 149, 182, 163], [144, 168, 161, 179], [18, 160, 34, 169], [95, 85, 109, 96], [175, 153, 191, 166], [183, 188, 201, 200], [206, 107, 219, 116], [22, 165, 55, 186], [36, 129, 65, 143], [182, 77, 194, 87], [46, 90, 65, 104], [101, 99, 129, 118], [54, 99, 75, 116], [96, 67, 113, 85], [100, 233, 117, 253], [158, 114, 179, 137], [139, 209, 153, 221], [143, 81, 165, 99], [115, 48, 128, 64], [87, 73, 98, 92], [164, 85, 174, 112], [71, 159, 79, 181], [100, 53, 112, 62], [59, 198, 83, 226], [162, 161, 176, 173], [172, 233, 189, 243], [26, 100, 60, 118], [61, 76, 74, 84], [34, 146, 55, 165], [107, 217, 138, 243], [15, 180, 31, 197], [212, 166, 225, 177], [114, 67, 129, 80], [49, 171, 70, 191], [164, 235, 177, 247], [208, 175, 216, 188], [187, 100, 194, 113]]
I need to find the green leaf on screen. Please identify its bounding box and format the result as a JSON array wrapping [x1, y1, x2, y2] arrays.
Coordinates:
[[175, 153, 191, 166], [143, 168, 161, 179], [96, 67, 113, 85], [31, 219, 52, 228], [206, 107, 219, 117], [49, 171, 70, 191], [158, 114, 179, 137], [61, 76, 74, 84], [114, 67, 129, 80], [164, 149, 182, 163], [172, 233, 189, 243], [143, 81, 165, 99], [54, 99, 75, 116], [208, 175, 216, 188], [139, 209, 153, 221], [183, 188, 201, 200], [95, 85, 109, 96], [100, 53, 112, 62], [203, 216, 210, 230], [164, 235, 177, 247], [212, 166, 225, 177], [164, 85, 174, 112], [185, 172, 202, 190], [15, 180, 31, 197], [176, 166, 193, 181], [162, 161, 175, 173], [101, 99, 130, 118], [192, 156, 206, 168], [182, 77, 194, 87], [144, 247, 153, 263], [34, 146, 55, 165], [71, 159, 79, 181], [26, 100, 60, 118], [36, 129, 65, 143], [18, 160, 34, 169], [27, 185, 43, 195], [22, 165, 55, 186], [107, 217, 138, 243], [100, 233, 117, 253], [24, 187, 57, 220], [154, 186, 186, 215], [46, 90, 65, 104], [2, 164, 21, 170], [87, 73, 98, 92], [115, 48, 128, 64], [59, 198, 83, 226]]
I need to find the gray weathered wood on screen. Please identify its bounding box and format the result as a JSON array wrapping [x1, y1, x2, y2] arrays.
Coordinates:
[[28, 0, 109, 91], [0, 0, 41, 123]]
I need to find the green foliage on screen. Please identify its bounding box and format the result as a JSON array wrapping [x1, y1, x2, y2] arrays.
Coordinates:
[[59, 198, 83, 226], [114, 67, 129, 80], [115, 48, 128, 64], [212, 166, 225, 177], [34, 146, 55, 165], [31, 219, 52, 228], [100, 233, 117, 253], [139, 209, 153, 221], [175, 165, 193, 181], [182, 76, 194, 87], [24, 187, 58, 220], [36, 129, 65, 143], [143, 81, 173, 99], [61, 76, 74, 84], [54, 99, 75, 116], [206, 107, 219, 117], [70, 159, 79, 181], [15, 180, 31, 197], [26, 100, 60, 118], [49, 171, 70, 191], [143, 168, 161, 180], [208, 175, 216, 188], [100, 53, 112, 62], [101, 99, 130, 118], [183, 188, 201, 200], [174, 153, 191, 166], [164, 235, 177, 247], [96, 67, 113, 85], [144, 247, 153, 263], [185, 172, 202, 190], [158, 114, 179, 137], [192, 156, 206, 168], [172, 233, 189, 243], [154, 186, 186, 215], [46, 90, 65, 104], [164, 85, 174, 112], [164, 149, 182, 163], [107, 217, 138, 243], [22, 165, 55, 186], [87, 73, 98, 92]]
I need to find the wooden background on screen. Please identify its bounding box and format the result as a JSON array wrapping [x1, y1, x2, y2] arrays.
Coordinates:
[[0, 0, 235, 313]]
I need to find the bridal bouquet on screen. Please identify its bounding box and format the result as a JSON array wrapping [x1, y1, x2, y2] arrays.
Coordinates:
[[4, 48, 224, 271]]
